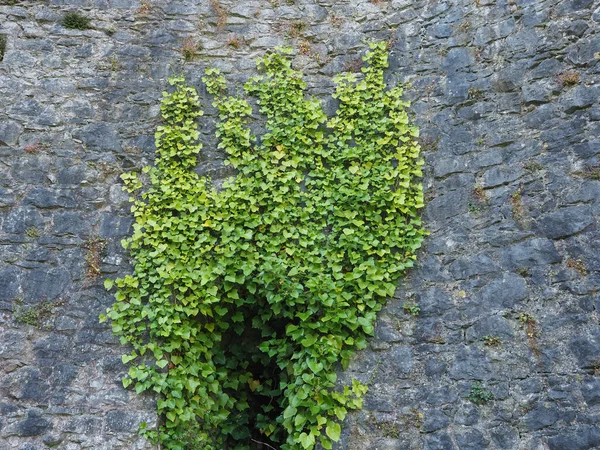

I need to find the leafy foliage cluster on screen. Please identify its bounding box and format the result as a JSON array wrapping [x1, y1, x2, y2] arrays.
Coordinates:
[[61, 12, 92, 30], [467, 382, 494, 405], [102, 42, 425, 450]]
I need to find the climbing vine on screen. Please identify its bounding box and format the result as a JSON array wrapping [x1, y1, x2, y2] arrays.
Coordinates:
[[102, 42, 425, 450]]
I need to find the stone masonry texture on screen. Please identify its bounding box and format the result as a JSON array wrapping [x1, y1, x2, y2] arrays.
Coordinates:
[[0, 0, 599, 449]]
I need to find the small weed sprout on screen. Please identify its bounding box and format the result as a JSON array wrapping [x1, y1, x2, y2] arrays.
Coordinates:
[[23, 143, 42, 153], [403, 301, 420, 317], [367, 415, 401, 439], [13, 298, 63, 329], [211, 0, 227, 31], [557, 70, 580, 87], [287, 20, 306, 38], [25, 226, 40, 238], [137, 0, 152, 15], [469, 203, 481, 213], [458, 21, 471, 31], [343, 56, 363, 73], [518, 313, 540, 358], [567, 257, 587, 276], [519, 313, 536, 338], [299, 41, 311, 55], [84, 236, 107, 279], [329, 14, 344, 28], [589, 358, 600, 376], [61, 12, 92, 30], [523, 160, 543, 172], [401, 408, 424, 429], [482, 335, 501, 346], [181, 37, 198, 61], [226, 35, 242, 49], [467, 382, 494, 405], [420, 136, 440, 152], [519, 313, 535, 327], [472, 185, 487, 203], [469, 184, 487, 214], [572, 167, 600, 181], [108, 54, 123, 71], [511, 188, 526, 225], [468, 87, 483, 99]]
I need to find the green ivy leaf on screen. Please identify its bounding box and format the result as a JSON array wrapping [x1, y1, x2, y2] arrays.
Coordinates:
[[325, 422, 341, 442], [299, 432, 315, 449]]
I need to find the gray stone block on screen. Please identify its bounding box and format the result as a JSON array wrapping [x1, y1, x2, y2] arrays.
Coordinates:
[[537, 206, 593, 239], [547, 425, 600, 450], [424, 190, 469, 222], [483, 165, 523, 188], [581, 378, 600, 406], [449, 346, 492, 381], [523, 403, 560, 431], [561, 85, 600, 114], [422, 432, 455, 450], [449, 254, 498, 280], [0, 120, 24, 146], [22, 267, 71, 301], [0, 266, 20, 300], [73, 123, 122, 152], [501, 238, 561, 269], [422, 409, 449, 433], [455, 429, 488, 450], [465, 315, 514, 343], [16, 410, 51, 437], [479, 272, 527, 309]]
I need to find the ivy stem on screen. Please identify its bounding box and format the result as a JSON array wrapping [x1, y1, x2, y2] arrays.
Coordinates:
[[250, 438, 279, 450]]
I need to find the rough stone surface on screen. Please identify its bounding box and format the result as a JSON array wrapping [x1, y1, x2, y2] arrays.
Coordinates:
[[1, 0, 599, 449]]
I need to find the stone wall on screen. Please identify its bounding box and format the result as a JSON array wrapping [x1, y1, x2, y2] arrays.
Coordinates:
[[0, 0, 599, 449]]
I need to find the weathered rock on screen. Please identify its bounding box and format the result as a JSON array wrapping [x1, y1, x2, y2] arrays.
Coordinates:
[[422, 432, 455, 450], [478, 272, 528, 309], [1, 0, 599, 449], [581, 378, 600, 406], [465, 315, 514, 343], [449, 254, 499, 279], [423, 409, 449, 433], [73, 123, 122, 152], [537, 206, 593, 239], [523, 403, 560, 431], [16, 410, 51, 437], [455, 429, 488, 450], [0, 120, 24, 146], [449, 346, 493, 381], [490, 425, 519, 449], [547, 425, 600, 450], [501, 238, 562, 269]]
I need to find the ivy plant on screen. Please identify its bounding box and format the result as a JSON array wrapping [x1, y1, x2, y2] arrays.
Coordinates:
[[102, 41, 425, 450]]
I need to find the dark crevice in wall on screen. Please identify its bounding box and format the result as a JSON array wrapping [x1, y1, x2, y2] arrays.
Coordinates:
[[0, 34, 6, 61]]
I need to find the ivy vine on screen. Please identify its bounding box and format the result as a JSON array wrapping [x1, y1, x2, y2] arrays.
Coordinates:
[[102, 41, 425, 450]]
